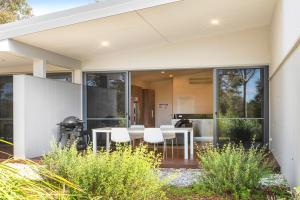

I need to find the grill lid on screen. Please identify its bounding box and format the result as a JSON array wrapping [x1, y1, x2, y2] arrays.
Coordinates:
[[62, 116, 82, 124]]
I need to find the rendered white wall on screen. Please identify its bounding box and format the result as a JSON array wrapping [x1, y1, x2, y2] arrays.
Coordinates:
[[270, 0, 300, 76], [13, 75, 81, 159], [82, 26, 270, 71], [270, 0, 300, 187], [270, 44, 300, 187]]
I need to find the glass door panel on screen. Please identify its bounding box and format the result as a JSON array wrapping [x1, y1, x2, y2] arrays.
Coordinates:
[[0, 76, 13, 156], [84, 72, 128, 145], [215, 68, 266, 146]]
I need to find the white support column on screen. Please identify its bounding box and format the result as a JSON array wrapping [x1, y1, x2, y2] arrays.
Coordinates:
[[73, 69, 82, 84], [73, 69, 83, 120], [33, 59, 47, 78]]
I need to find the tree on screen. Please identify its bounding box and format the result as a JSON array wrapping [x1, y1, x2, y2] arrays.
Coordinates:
[[0, 0, 32, 24], [238, 69, 256, 118], [218, 69, 260, 118]]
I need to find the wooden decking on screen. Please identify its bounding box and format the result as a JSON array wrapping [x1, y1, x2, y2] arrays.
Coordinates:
[[0, 144, 199, 168]]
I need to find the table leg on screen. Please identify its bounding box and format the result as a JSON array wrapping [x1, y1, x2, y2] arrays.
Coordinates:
[[184, 131, 188, 160], [93, 130, 97, 154], [106, 132, 110, 152], [190, 129, 194, 160]]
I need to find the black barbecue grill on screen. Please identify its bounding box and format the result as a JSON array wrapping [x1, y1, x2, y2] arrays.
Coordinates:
[[57, 116, 88, 150]]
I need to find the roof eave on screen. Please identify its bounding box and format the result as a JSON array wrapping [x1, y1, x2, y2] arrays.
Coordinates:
[[0, 0, 180, 40]]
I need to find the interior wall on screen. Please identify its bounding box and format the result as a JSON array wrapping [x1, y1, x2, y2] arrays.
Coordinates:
[[131, 78, 151, 89], [150, 79, 173, 126], [13, 75, 81, 159], [82, 26, 270, 71], [173, 72, 213, 114]]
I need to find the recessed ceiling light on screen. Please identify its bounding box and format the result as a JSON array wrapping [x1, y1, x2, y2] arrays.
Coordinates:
[[161, 71, 165, 74], [101, 41, 110, 47], [211, 19, 220, 25]]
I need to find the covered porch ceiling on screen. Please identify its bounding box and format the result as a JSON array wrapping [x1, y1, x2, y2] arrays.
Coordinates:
[[0, 0, 277, 68]]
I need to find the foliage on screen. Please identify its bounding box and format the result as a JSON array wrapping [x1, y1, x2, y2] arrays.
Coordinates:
[[195, 143, 273, 199], [0, 0, 32, 24], [0, 159, 81, 200], [294, 186, 300, 200], [218, 116, 262, 143], [218, 69, 263, 118], [166, 186, 228, 200], [43, 144, 166, 200]]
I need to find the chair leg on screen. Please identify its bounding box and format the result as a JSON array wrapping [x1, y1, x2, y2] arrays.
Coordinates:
[[175, 138, 179, 158], [163, 141, 167, 159], [171, 139, 174, 159], [146, 142, 149, 151]]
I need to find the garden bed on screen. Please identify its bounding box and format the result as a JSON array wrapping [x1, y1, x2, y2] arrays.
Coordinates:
[[1, 143, 296, 199]]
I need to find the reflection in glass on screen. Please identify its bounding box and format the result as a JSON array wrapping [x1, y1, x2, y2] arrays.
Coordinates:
[[217, 68, 265, 145], [87, 119, 127, 146], [217, 119, 263, 146], [0, 76, 13, 157], [85, 73, 127, 146], [86, 73, 126, 119]]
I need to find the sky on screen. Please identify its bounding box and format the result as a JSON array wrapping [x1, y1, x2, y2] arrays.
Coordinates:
[[28, 0, 97, 16]]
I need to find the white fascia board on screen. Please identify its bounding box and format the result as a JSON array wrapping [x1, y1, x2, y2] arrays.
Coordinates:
[[0, 39, 10, 51], [0, 39, 81, 69], [0, 0, 180, 40]]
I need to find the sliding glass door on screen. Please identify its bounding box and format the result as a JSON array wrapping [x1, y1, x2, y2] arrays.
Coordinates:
[[0, 76, 13, 156], [84, 72, 129, 145], [214, 67, 268, 146]]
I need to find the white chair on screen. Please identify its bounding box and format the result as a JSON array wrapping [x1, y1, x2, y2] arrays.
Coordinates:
[[111, 128, 131, 146], [130, 125, 145, 129], [143, 128, 166, 158], [160, 125, 178, 158], [130, 125, 144, 146]]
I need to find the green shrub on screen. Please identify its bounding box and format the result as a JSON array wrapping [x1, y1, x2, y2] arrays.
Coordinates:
[[294, 186, 300, 200], [218, 118, 262, 143], [43, 144, 166, 200], [0, 139, 81, 200], [195, 143, 273, 199], [0, 159, 81, 200]]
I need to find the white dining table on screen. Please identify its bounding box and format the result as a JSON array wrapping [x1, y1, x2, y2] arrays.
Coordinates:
[[92, 127, 194, 160]]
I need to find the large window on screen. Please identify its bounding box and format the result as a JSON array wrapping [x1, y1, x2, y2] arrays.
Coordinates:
[[0, 76, 13, 156], [216, 68, 267, 146], [84, 72, 128, 145]]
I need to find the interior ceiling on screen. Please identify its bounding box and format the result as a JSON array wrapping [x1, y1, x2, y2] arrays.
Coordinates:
[[14, 0, 277, 61], [0, 52, 32, 68], [132, 68, 212, 82]]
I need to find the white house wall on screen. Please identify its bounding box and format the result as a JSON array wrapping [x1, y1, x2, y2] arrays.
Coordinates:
[[270, 0, 300, 187], [270, 0, 300, 76], [13, 75, 81, 159], [270, 43, 300, 187], [82, 26, 270, 71]]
